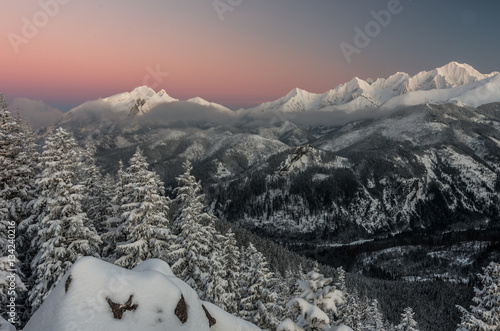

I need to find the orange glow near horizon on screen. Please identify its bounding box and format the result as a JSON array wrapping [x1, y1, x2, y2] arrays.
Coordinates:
[[0, 1, 356, 110], [3, 1, 498, 110]]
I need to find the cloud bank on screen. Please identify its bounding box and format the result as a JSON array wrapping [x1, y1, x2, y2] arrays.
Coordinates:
[[10, 98, 63, 129]]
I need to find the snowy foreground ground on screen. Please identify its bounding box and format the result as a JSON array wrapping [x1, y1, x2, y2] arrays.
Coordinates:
[[8, 257, 261, 331]]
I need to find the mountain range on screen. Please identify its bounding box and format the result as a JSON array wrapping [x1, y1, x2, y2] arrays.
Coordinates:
[[55, 62, 500, 281], [65, 61, 500, 120]]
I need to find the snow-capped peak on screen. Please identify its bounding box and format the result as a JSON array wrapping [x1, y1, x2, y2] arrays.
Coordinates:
[[186, 97, 233, 114], [247, 88, 321, 113], [101, 86, 179, 116]]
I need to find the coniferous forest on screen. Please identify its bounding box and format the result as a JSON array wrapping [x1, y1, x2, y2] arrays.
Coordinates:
[[1, 95, 499, 330]]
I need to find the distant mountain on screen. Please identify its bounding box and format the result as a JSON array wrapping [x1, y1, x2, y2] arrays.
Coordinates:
[[66, 86, 233, 119], [102, 86, 179, 115], [246, 62, 500, 115], [186, 97, 233, 114], [66, 62, 500, 122]]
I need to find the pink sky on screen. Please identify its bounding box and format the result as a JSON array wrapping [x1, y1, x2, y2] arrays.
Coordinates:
[[1, 1, 499, 111], [1, 1, 354, 110]]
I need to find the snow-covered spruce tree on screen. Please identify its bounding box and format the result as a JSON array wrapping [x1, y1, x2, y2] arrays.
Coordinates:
[[216, 228, 241, 314], [80, 143, 112, 234], [365, 299, 385, 331], [336, 267, 346, 294], [113, 148, 174, 269], [395, 307, 419, 331], [167, 160, 228, 303], [0, 98, 37, 319], [340, 290, 363, 331], [101, 161, 125, 260], [27, 128, 101, 314], [205, 243, 229, 308], [0, 101, 39, 253], [240, 242, 280, 330], [170, 160, 207, 235], [456, 262, 500, 331], [278, 264, 344, 331]]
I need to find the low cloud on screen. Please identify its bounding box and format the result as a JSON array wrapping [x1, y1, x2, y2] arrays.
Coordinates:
[[66, 100, 123, 124], [142, 101, 237, 127], [10, 98, 63, 129], [290, 107, 391, 127]]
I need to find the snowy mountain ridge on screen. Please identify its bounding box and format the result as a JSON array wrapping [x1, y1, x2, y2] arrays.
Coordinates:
[[246, 62, 500, 114], [70, 62, 500, 120]]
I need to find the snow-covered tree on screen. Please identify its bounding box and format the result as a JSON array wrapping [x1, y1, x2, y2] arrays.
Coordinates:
[[280, 264, 344, 331], [0, 97, 38, 319], [240, 242, 279, 330], [457, 262, 500, 331], [204, 245, 229, 308], [101, 161, 125, 260], [395, 307, 419, 331], [298, 266, 344, 318], [216, 229, 241, 313], [336, 267, 346, 293], [364, 299, 385, 331], [80, 144, 112, 234], [341, 290, 363, 331], [27, 128, 101, 314], [283, 297, 330, 331], [0, 100, 39, 252], [277, 318, 306, 331], [170, 160, 208, 234], [167, 160, 229, 304], [113, 148, 174, 269]]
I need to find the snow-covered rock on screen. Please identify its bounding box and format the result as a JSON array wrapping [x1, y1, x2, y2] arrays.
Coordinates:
[[23, 257, 260, 331]]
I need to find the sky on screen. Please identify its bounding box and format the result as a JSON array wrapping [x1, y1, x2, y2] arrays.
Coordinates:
[[1, 0, 500, 114]]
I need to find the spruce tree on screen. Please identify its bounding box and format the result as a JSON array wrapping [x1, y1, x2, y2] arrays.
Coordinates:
[[457, 262, 500, 331], [0, 97, 37, 320], [27, 128, 101, 314], [102, 161, 125, 260], [221, 229, 241, 314], [80, 144, 111, 234], [167, 160, 227, 302], [365, 299, 385, 331], [396, 307, 419, 331], [342, 290, 363, 331], [113, 148, 174, 269], [280, 264, 344, 331], [240, 242, 279, 329]]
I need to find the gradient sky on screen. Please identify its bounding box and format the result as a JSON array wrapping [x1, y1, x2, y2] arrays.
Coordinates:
[[1, 0, 500, 111]]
